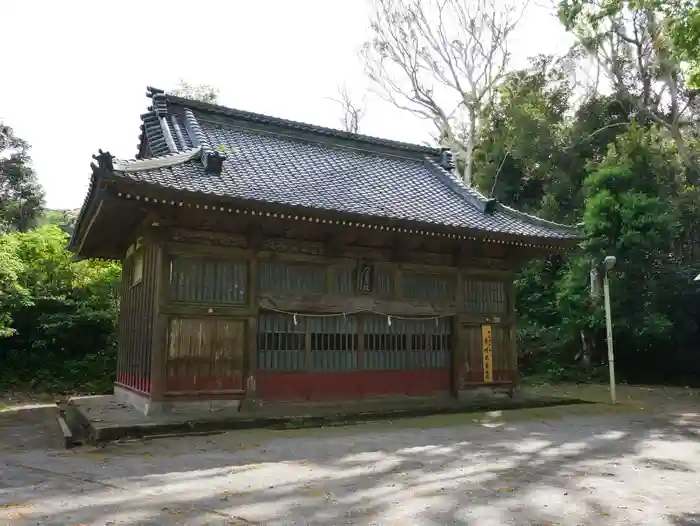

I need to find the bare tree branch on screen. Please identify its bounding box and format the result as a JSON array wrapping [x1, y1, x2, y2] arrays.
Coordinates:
[[328, 84, 367, 134], [563, 1, 695, 172], [361, 0, 528, 185]]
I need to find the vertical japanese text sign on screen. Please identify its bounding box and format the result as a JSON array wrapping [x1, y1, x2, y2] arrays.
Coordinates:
[[482, 325, 493, 383]]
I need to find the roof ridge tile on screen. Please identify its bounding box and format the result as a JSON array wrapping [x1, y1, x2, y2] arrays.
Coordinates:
[[182, 109, 227, 174], [158, 86, 440, 157], [423, 158, 496, 213], [495, 202, 580, 234], [424, 157, 578, 234]]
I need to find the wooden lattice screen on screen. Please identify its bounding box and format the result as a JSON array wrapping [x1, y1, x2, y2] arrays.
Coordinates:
[[259, 261, 326, 294], [402, 272, 457, 301], [463, 279, 507, 313], [257, 312, 450, 372], [169, 256, 247, 304]]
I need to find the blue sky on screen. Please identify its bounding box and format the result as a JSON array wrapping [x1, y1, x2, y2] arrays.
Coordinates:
[[0, 0, 571, 209]]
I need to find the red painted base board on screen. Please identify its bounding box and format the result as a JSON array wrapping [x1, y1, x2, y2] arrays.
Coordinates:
[[256, 370, 451, 402], [116, 373, 151, 394]]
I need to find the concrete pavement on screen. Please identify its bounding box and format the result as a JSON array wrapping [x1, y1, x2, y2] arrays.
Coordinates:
[[1, 405, 700, 525]]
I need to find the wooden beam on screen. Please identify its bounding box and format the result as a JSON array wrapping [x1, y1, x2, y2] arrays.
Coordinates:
[[259, 294, 458, 317]]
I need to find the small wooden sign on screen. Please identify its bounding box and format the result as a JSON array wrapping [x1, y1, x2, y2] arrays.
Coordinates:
[[482, 324, 493, 383], [357, 263, 374, 294]]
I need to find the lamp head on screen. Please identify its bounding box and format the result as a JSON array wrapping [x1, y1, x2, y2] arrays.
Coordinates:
[[694, 273, 700, 282], [603, 255, 616, 270]]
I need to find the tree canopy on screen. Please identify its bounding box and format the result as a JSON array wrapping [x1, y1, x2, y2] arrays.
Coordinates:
[[0, 124, 44, 233], [169, 79, 220, 103]]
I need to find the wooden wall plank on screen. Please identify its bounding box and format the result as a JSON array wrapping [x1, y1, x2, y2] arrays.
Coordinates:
[[116, 240, 158, 394], [165, 317, 245, 393]]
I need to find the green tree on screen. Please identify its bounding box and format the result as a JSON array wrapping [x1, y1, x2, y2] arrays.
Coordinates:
[[170, 79, 219, 103], [0, 226, 120, 392], [473, 55, 575, 218], [557, 0, 697, 173], [663, 0, 700, 87], [37, 208, 79, 235], [556, 125, 700, 380], [0, 124, 44, 232]]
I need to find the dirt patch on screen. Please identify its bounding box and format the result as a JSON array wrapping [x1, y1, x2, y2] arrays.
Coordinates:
[[528, 383, 700, 413]]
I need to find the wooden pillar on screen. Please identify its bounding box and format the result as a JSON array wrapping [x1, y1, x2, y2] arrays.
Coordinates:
[[243, 235, 260, 407], [149, 239, 168, 402], [453, 271, 465, 395], [115, 255, 129, 388], [507, 275, 518, 385]]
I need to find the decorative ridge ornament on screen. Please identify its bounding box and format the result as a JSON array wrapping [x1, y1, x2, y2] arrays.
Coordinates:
[[90, 147, 202, 175], [439, 147, 455, 171], [91, 149, 115, 173]]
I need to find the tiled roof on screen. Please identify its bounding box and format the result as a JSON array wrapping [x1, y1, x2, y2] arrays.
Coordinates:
[[81, 87, 580, 244]]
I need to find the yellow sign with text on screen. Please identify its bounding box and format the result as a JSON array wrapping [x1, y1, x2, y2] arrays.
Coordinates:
[[482, 324, 493, 383]]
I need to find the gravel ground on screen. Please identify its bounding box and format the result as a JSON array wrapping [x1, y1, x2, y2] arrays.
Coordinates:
[[1, 404, 700, 525]]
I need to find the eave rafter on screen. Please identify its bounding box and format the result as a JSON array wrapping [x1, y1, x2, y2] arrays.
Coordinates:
[[108, 186, 578, 251]]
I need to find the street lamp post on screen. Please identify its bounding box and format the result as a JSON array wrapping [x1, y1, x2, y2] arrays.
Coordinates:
[[601, 255, 617, 404]]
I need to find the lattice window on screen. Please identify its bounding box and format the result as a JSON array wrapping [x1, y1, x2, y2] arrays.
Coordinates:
[[363, 315, 408, 370], [258, 312, 451, 372], [463, 279, 507, 313], [363, 315, 450, 370], [259, 261, 326, 294], [169, 256, 247, 303], [258, 313, 306, 371], [407, 318, 450, 369], [402, 272, 456, 300], [309, 316, 359, 371]]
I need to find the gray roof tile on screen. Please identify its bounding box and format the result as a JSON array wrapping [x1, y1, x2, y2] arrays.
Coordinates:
[[118, 113, 578, 240]]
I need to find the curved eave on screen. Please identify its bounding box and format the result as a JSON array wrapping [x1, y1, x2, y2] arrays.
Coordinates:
[[424, 158, 581, 242], [66, 172, 101, 254], [102, 176, 581, 250], [496, 203, 581, 239]]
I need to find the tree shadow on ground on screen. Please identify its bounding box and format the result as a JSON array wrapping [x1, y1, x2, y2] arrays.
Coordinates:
[[1, 407, 700, 525], [671, 513, 700, 525]]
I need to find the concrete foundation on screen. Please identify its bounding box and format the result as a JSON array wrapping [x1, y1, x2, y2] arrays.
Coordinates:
[[457, 385, 515, 404], [114, 385, 154, 415], [70, 390, 589, 445], [114, 385, 241, 416]]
